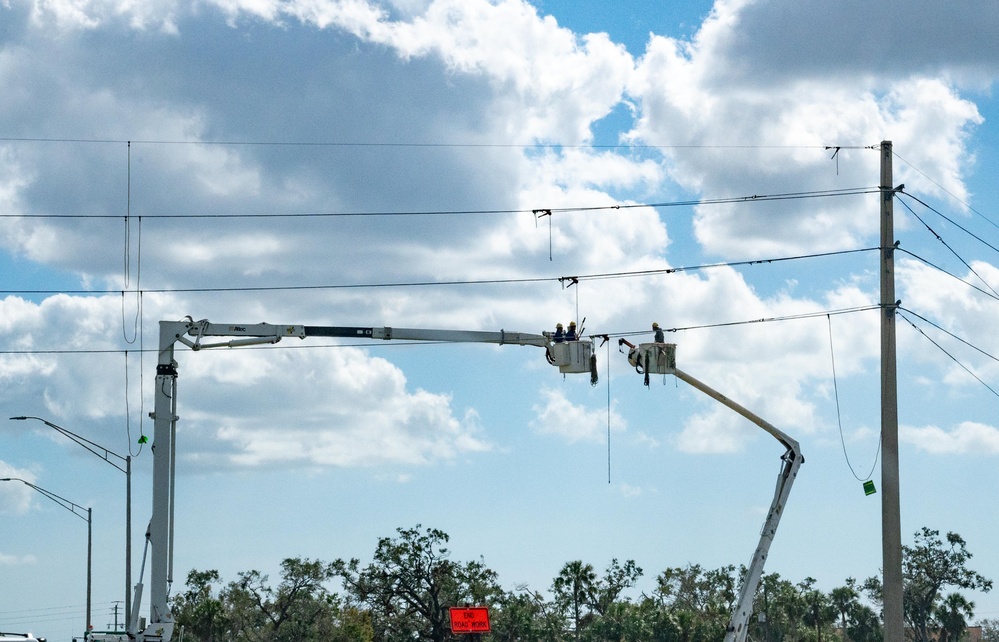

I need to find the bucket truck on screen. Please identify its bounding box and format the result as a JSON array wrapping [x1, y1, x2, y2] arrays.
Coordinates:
[[94, 318, 594, 642], [622, 341, 803, 642]]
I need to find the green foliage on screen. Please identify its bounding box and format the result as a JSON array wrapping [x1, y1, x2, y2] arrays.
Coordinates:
[[332, 524, 504, 642], [170, 559, 371, 642], [980, 618, 999, 642], [171, 569, 227, 642], [865, 527, 992, 642], [169, 524, 990, 642]]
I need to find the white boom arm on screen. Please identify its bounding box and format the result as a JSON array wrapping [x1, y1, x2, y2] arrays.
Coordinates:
[[623, 342, 803, 642], [131, 317, 593, 642]]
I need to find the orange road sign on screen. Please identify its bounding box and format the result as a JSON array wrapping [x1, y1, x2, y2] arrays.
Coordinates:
[[449, 606, 490, 634]]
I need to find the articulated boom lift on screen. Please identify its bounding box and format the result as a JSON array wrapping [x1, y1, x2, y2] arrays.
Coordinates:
[[100, 318, 594, 642], [623, 341, 803, 642]]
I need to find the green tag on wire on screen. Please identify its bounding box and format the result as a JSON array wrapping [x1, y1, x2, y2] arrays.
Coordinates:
[[863, 480, 876, 496]]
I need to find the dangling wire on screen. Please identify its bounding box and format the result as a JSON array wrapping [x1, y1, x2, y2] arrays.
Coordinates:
[[533, 209, 553, 261], [575, 283, 580, 327], [828, 315, 880, 481], [122, 141, 142, 345], [125, 349, 145, 457], [122, 142, 146, 454], [606, 338, 612, 484]]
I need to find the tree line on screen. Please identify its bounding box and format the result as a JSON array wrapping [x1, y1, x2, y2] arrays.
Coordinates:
[[170, 525, 993, 642]]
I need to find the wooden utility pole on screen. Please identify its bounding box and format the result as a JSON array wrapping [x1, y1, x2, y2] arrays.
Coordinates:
[[880, 140, 904, 642]]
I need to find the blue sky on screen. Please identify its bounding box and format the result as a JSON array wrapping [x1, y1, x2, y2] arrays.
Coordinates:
[[1, 0, 998, 639]]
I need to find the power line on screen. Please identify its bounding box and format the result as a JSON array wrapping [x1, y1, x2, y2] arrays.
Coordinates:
[[600, 304, 881, 339], [0, 187, 878, 219], [897, 196, 999, 298], [898, 191, 999, 258], [896, 248, 999, 303], [897, 310, 999, 400], [898, 307, 999, 365], [893, 153, 999, 232], [0, 304, 883, 356], [0, 135, 835, 150], [0, 246, 878, 296]]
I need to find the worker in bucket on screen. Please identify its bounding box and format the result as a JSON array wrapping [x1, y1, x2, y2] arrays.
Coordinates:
[[653, 322, 664, 343], [566, 321, 578, 341], [553, 323, 565, 343]]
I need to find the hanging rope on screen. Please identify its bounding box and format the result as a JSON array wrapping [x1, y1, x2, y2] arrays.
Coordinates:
[[827, 315, 880, 482]]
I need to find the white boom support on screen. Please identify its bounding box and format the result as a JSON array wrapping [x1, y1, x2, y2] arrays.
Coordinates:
[[624, 342, 803, 642], [117, 318, 594, 642]]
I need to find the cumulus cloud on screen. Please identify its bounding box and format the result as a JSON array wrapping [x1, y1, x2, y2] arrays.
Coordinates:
[[624, 0, 983, 256], [530, 387, 625, 444], [0, 461, 37, 514], [0, 0, 995, 470], [901, 421, 999, 455], [180, 345, 494, 469]]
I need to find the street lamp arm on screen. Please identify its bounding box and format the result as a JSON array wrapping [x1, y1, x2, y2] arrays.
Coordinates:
[[0, 476, 91, 522], [9, 416, 128, 473], [0, 476, 94, 635]]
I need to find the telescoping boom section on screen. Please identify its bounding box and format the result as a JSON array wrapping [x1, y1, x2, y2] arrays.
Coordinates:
[[103, 318, 595, 642], [622, 341, 803, 642]]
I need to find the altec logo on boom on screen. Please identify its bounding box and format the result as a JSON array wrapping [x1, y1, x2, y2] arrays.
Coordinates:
[[449, 607, 490, 634]]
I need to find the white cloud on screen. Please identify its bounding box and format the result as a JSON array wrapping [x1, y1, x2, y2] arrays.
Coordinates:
[[26, 0, 181, 31], [530, 387, 624, 444], [0, 552, 38, 565], [675, 405, 746, 454], [624, 0, 984, 257], [0, 295, 495, 469], [0, 0, 994, 474], [182, 346, 494, 468], [901, 421, 999, 455], [0, 461, 37, 514], [616, 482, 646, 498]]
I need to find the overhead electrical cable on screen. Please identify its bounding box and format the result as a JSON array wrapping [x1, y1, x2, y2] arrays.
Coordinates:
[[0, 246, 879, 296], [604, 304, 881, 339], [893, 153, 999, 232], [0, 187, 878, 219], [896, 248, 999, 303], [897, 310, 999, 400], [899, 191, 999, 255], [0, 135, 837, 150], [898, 307, 999, 365], [897, 195, 999, 298], [0, 304, 882, 356]]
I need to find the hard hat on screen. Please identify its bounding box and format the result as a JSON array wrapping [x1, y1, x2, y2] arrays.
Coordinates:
[[652, 322, 660, 328], [569, 321, 576, 326], [556, 323, 563, 328]]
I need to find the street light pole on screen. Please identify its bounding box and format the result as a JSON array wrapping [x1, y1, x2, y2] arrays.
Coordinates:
[[9, 416, 133, 630], [1, 477, 93, 637]]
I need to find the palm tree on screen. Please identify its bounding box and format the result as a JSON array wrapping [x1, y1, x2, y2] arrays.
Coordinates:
[[553, 561, 596, 641], [935, 593, 975, 642], [830, 581, 860, 642]]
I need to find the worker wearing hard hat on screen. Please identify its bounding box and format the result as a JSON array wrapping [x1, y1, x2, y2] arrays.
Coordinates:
[[553, 323, 565, 343], [566, 321, 577, 341], [653, 322, 664, 343]]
